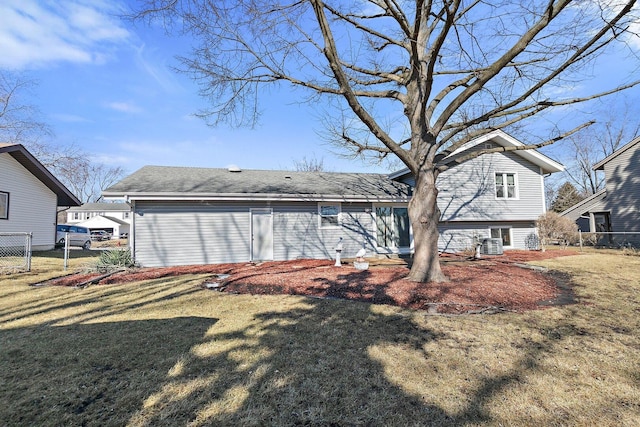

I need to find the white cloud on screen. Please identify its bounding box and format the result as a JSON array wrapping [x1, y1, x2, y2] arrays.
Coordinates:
[[105, 101, 143, 114], [0, 0, 130, 69]]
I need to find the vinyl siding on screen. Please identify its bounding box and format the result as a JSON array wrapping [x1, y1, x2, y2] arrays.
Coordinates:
[[602, 145, 640, 232], [398, 150, 546, 222], [272, 202, 376, 260], [133, 201, 377, 267], [0, 153, 57, 250], [134, 201, 252, 267], [438, 221, 539, 252]]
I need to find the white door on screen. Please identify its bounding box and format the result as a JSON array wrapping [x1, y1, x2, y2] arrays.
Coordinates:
[[251, 209, 273, 261]]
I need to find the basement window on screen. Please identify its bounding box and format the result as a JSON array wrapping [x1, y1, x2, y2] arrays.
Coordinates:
[[491, 227, 512, 247]]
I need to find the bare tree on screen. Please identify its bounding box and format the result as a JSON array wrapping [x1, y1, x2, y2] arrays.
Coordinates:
[[293, 156, 330, 172], [536, 211, 579, 251], [0, 72, 51, 144], [135, 0, 640, 282], [55, 160, 126, 203], [562, 104, 640, 195], [1, 71, 126, 203]]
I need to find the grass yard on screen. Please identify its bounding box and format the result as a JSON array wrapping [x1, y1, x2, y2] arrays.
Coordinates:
[[1, 251, 639, 426]]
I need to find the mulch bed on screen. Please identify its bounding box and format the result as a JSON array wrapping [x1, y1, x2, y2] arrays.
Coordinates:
[[38, 250, 579, 314]]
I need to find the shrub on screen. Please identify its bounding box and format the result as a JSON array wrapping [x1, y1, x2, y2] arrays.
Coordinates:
[[536, 212, 579, 251], [97, 249, 134, 270]]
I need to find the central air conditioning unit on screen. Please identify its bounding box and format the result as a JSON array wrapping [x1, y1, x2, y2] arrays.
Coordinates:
[[481, 238, 504, 255]]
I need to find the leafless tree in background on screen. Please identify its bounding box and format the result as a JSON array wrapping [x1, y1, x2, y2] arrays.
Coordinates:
[[135, 0, 640, 282], [293, 156, 330, 172], [563, 104, 640, 195], [1, 71, 125, 203]]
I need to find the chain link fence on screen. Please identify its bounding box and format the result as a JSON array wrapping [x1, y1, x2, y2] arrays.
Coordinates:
[[579, 231, 640, 250], [0, 232, 32, 272]]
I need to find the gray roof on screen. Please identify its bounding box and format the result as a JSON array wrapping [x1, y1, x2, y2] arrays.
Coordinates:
[[0, 143, 80, 206], [560, 189, 607, 221], [103, 166, 411, 201], [68, 202, 130, 212]]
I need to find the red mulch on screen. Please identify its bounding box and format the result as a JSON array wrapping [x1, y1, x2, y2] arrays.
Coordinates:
[[43, 250, 579, 314]]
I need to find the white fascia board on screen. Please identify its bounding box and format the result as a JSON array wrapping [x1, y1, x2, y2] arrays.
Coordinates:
[[491, 132, 564, 174], [388, 130, 564, 177], [107, 192, 411, 204]]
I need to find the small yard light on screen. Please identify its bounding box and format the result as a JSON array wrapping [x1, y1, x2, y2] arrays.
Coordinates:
[[334, 237, 343, 267]]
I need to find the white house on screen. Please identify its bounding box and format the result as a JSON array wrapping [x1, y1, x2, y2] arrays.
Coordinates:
[[0, 143, 80, 250], [66, 203, 131, 238]]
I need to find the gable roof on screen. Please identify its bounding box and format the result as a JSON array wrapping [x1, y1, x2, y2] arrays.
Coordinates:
[[0, 143, 80, 207], [68, 202, 131, 212], [559, 189, 607, 221], [592, 136, 640, 171], [77, 215, 129, 226], [103, 166, 411, 202], [389, 130, 564, 179]]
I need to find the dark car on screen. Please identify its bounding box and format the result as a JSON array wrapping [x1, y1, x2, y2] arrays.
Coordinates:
[[90, 230, 111, 241]]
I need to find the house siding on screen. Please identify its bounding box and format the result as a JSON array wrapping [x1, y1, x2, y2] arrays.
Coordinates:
[[133, 201, 377, 267], [602, 144, 640, 232], [272, 202, 376, 261], [133, 201, 251, 267], [438, 221, 538, 253], [0, 153, 57, 250], [398, 151, 546, 222]]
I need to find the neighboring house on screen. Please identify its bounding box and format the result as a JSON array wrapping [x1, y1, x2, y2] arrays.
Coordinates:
[[66, 203, 132, 238], [0, 143, 80, 250], [561, 136, 640, 242], [75, 215, 130, 239], [66, 202, 132, 223], [103, 130, 563, 267]]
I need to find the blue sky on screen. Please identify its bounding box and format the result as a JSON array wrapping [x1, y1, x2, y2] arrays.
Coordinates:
[[0, 0, 380, 174], [1, 0, 639, 177]]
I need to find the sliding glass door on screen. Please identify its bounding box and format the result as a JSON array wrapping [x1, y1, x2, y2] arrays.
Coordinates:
[[376, 207, 410, 249]]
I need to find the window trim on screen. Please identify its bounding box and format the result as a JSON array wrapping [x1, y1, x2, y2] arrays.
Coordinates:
[[490, 226, 512, 248], [374, 204, 413, 253], [0, 191, 8, 220], [494, 172, 519, 200], [318, 203, 341, 228]]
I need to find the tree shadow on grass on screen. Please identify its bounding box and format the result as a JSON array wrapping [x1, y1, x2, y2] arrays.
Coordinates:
[[124, 300, 587, 426], [1, 284, 590, 426], [0, 316, 218, 426]]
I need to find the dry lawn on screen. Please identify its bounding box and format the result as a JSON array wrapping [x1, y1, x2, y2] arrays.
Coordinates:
[[1, 250, 639, 426]]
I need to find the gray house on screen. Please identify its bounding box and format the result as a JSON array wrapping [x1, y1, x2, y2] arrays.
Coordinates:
[[561, 136, 640, 241], [103, 130, 563, 267], [393, 130, 564, 252], [104, 168, 411, 267]]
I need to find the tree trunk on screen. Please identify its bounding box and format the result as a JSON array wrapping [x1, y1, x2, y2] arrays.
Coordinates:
[[406, 168, 449, 283]]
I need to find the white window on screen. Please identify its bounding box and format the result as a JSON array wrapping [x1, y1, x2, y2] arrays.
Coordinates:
[[73, 212, 80, 220], [319, 203, 341, 227], [491, 227, 512, 247], [495, 173, 517, 199], [123, 212, 130, 219], [0, 191, 8, 220]]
